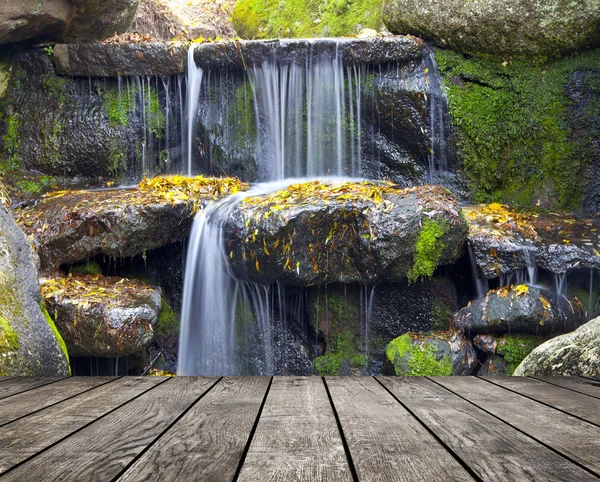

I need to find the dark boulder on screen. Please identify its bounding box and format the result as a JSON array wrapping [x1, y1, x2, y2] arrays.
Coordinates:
[[41, 275, 161, 357], [514, 316, 600, 376], [0, 203, 69, 375], [384, 0, 600, 57], [452, 285, 585, 336], [224, 182, 468, 286], [386, 330, 477, 376], [474, 334, 543, 376]]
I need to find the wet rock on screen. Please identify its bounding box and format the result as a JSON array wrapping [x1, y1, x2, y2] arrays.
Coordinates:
[[0, 205, 69, 376], [384, 0, 600, 57], [475, 334, 542, 376], [452, 285, 585, 336], [225, 182, 468, 286], [464, 204, 600, 279], [473, 334, 498, 354], [41, 275, 162, 357], [16, 176, 247, 271], [0, 0, 72, 45], [386, 331, 477, 376], [477, 355, 509, 376], [514, 317, 600, 377]]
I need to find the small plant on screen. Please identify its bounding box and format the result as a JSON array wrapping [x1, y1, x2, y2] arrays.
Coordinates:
[[43, 46, 54, 57]]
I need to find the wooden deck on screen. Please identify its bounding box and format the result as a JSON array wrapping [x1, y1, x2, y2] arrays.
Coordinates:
[[0, 376, 598, 481]]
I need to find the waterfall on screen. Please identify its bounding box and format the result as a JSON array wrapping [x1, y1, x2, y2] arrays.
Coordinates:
[[554, 273, 568, 295], [424, 46, 448, 184], [185, 45, 204, 176], [468, 246, 489, 297], [523, 247, 537, 286]]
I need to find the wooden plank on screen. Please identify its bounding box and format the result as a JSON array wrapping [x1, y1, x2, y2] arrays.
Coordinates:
[[237, 376, 353, 481], [2, 377, 218, 482], [0, 377, 19, 383], [378, 376, 597, 482], [0, 376, 166, 474], [483, 377, 600, 426], [326, 377, 474, 482], [434, 376, 600, 475], [116, 377, 269, 482], [0, 376, 66, 400], [532, 376, 600, 400], [0, 376, 116, 426]]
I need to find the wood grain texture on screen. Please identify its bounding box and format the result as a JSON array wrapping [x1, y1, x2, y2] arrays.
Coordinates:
[[434, 376, 600, 475], [0, 376, 166, 474], [2, 377, 217, 482], [532, 376, 600, 399], [0, 377, 18, 383], [237, 376, 353, 482], [116, 377, 269, 482], [326, 377, 474, 482], [482, 376, 600, 426], [0, 376, 115, 426], [378, 376, 596, 482], [0, 377, 66, 400]]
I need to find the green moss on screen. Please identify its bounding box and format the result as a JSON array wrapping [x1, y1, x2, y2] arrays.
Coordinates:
[[155, 300, 179, 338], [70, 261, 103, 276], [2, 112, 20, 172], [41, 73, 68, 101], [104, 88, 134, 128], [386, 334, 453, 376], [40, 302, 70, 375], [314, 330, 367, 376], [0, 316, 19, 353], [431, 299, 451, 331], [0, 56, 12, 100], [145, 87, 166, 139], [497, 334, 540, 375], [436, 48, 600, 210], [407, 219, 447, 283], [232, 0, 384, 39], [15, 175, 54, 196]]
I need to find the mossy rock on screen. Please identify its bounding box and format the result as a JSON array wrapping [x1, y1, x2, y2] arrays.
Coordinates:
[[386, 331, 477, 376], [384, 0, 600, 57], [232, 0, 385, 39]]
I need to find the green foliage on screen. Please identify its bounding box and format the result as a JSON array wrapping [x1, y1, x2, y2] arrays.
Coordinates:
[[40, 302, 70, 373], [104, 88, 134, 128], [431, 299, 451, 331], [43, 46, 54, 57], [386, 334, 453, 376], [407, 219, 447, 283], [314, 331, 366, 376], [145, 87, 166, 138], [15, 176, 54, 196], [497, 334, 540, 375], [155, 300, 179, 338], [232, 0, 384, 39], [70, 261, 103, 276], [436, 48, 600, 210]]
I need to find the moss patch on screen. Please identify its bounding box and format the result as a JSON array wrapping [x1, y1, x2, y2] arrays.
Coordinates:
[[2, 112, 21, 172], [0, 316, 19, 353], [155, 299, 179, 338], [70, 261, 103, 276], [386, 333, 453, 376], [40, 302, 70, 374], [436, 48, 600, 211], [497, 334, 540, 375], [232, 0, 384, 39], [407, 219, 447, 283], [313, 331, 367, 376]]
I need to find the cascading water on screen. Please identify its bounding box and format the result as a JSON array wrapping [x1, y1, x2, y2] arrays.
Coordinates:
[[185, 45, 204, 176], [468, 245, 489, 297]]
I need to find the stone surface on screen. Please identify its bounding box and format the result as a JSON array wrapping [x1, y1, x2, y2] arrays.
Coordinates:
[[0, 205, 69, 375], [384, 0, 600, 57], [452, 285, 585, 336], [42, 275, 161, 357], [477, 355, 509, 376], [386, 331, 477, 376], [224, 182, 468, 286], [15, 176, 246, 271], [514, 316, 600, 376], [0, 0, 139, 46]]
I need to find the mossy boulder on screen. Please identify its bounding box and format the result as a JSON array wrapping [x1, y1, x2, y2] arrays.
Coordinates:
[[225, 182, 468, 285], [41, 275, 161, 357], [514, 316, 600, 376], [436, 48, 600, 213], [232, 0, 384, 39], [0, 206, 69, 375], [386, 331, 477, 376], [452, 285, 585, 336], [474, 333, 542, 375], [16, 175, 247, 271], [384, 0, 600, 57]]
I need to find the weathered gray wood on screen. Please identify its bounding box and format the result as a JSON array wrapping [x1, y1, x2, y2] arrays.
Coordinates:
[[434, 376, 600, 475], [237, 376, 353, 482], [532, 376, 600, 400], [116, 377, 269, 482], [0, 376, 115, 426], [0, 377, 18, 383], [0, 377, 66, 400], [0, 376, 166, 474], [378, 376, 597, 481], [326, 377, 474, 482], [483, 377, 600, 426], [2, 377, 218, 482]]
